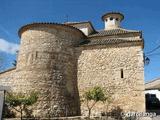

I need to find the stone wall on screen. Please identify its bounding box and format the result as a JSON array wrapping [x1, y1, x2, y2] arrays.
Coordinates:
[[16, 24, 85, 117], [77, 45, 145, 116], [0, 68, 16, 90], [0, 22, 145, 118], [4, 116, 156, 120], [0, 23, 85, 118]]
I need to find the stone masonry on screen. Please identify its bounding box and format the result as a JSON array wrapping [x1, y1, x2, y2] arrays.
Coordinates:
[[0, 23, 85, 117], [77, 45, 145, 115], [0, 12, 145, 118]]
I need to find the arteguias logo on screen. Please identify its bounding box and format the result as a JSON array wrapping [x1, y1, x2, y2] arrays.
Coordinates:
[[121, 112, 156, 118]]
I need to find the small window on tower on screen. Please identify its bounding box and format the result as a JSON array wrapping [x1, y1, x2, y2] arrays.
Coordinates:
[[121, 69, 124, 78], [110, 17, 113, 20], [116, 18, 119, 21]]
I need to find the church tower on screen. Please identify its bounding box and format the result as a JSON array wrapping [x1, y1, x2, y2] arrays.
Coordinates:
[[0, 12, 145, 117], [102, 12, 124, 30]]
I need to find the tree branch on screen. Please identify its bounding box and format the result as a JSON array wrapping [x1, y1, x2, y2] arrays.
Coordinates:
[[8, 105, 20, 113], [90, 101, 97, 109]]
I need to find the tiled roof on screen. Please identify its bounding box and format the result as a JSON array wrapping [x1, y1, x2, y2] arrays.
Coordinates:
[[88, 28, 141, 37], [64, 21, 90, 25], [79, 38, 142, 46], [102, 12, 124, 21], [145, 78, 160, 90], [18, 22, 86, 38], [64, 21, 96, 32]]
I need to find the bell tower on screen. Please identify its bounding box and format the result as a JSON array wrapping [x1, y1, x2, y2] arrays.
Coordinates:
[[102, 12, 124, 30]]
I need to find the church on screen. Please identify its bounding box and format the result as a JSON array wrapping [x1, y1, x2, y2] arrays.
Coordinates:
[[0, 12, 145, 117]]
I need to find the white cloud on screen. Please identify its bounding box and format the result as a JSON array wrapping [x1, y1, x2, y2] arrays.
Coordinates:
[[0, 38, 19, 54]]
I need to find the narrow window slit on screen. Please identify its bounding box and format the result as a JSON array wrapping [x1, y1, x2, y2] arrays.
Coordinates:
[[121, 69, 124, 78]]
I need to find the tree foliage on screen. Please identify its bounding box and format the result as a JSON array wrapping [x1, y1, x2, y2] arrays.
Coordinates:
[[12, 51, 18, 67], [83, 86, 107, 118], [12, 60, 17, 67], [6, 91, 38, 106], [5, 91, 38, 119], [84, 86, 106, 102]]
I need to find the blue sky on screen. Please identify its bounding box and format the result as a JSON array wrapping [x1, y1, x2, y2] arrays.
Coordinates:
[[0, 0, 160, 82]]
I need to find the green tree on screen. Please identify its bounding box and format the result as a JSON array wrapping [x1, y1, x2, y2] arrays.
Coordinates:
[[12, 51, 18, 67], [83, 86, 106, 118], [12, 60, 17, 67], [5, 91, 38, 120]]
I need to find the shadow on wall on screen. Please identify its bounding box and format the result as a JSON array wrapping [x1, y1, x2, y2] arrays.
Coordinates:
[[146, 93, 160, 115], [101, 106, 123, 120], [100, 106, 137, 120]]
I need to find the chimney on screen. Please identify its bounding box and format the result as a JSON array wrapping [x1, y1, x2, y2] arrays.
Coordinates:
[[102, 12, 124, 30]]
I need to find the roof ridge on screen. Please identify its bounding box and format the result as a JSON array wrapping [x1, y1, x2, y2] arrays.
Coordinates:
[[88, 28, 141, 37], [65, 21, 96, 32], [64, 21, 90, 25], [119, 28, 141, 32], [18, 22, 86, 38], [97, 28, 140, 32], [89, 38, 142, 40], [145, 78, 160, 84], [0, 67, 16, 74]]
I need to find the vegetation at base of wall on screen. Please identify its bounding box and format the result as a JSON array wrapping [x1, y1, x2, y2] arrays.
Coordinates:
[[83, 86, 107, 118], [4, 91, 38, 120], [3, 104, 15, 118]]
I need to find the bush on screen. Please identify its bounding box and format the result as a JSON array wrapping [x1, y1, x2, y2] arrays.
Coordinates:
[[83, 86, 106, 118], [5, 91, 38, 119]]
